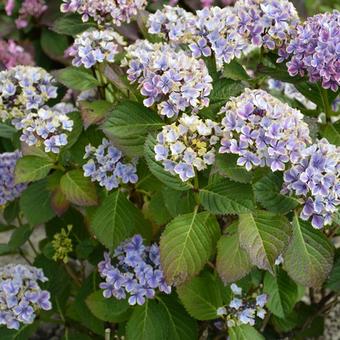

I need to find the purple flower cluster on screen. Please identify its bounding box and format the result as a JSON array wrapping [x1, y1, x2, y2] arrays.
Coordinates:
[[83, 138, 138, 190], [0, 151, 27, 206], [282, 139, 339, 229], [280, 11, 340, 92], [219, 89, 311, 172], [0, 40, 34, 69], [155, 114, 220, 181], [216, 283, 267, 328], [14, 0, 47, 29], [67, 29, 126, 69], [0, 264, 52, 330], [125, 41, 212, 117], [13, 103, 75, 154], [60, 0, 146, 26], [98, 235, 171, 306], [0, 66, 58, 122]]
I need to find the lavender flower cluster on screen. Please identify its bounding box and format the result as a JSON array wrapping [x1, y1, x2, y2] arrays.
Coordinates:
[[13, 103, 75, 154], [281, 11, 340, 92], [0, 151, 27, 206], [0, 66, 57, 122], [216, 283, 267, 328], [60, 0, 146, 26], [155, 114, 220, 181], [219, 89, 311, 172], [67, 29, 126, 69], [83, 138, 138, 190], [98, 235, 171, 306], [0, 264, 52, 330], [282, 139, 339, 229], [124, 41, 212, 117], [0, 39, 34, 69]]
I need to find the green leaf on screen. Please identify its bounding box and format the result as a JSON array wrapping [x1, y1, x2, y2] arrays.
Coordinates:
[[63, 111, 83, 150], [229, 325, 264, 340], [160, 211, 220, 285], [103, 101, 163, 157], [54, 67, 99, 91], [8, 225, 33, 250], [320, 121, 340, 146], [0, 123, 16, 139], [157, 295, 198, 340], [90, 191, 151, 250], [126, 300, 168, 340], [20, 179, 55, 226], [326, 255, 340, 292], [144, 134, 193, 192], [4, 200, 20, 224], [161, 188, 196, 218], [223, 60, 250, 81], [216, 233, 252, 284], [284, 216, 334, 288], [199, 179, 254, 215], [79, 100, 113, 129], [215, 154, 253, 183], [41, 28, 69, 59], [263, 269, 298, 318], [60, 170, 98, 206], [148, 191, 172, 225], [177, 272, 224, 320], [15, 156, 54, 183], [253, 172, 299, 214], [86, 291, 130, 322], [52, 14, 96, 36], [238, 211, 291, 273]]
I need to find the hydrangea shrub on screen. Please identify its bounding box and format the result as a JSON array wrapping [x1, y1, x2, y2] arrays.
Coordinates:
[[0, 0, 339, 339]]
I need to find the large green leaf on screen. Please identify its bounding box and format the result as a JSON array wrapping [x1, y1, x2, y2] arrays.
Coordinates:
[[79, 100, 113, 129], [284, 216, 334, 287], [60, 170, 98, 206], [160, 211, 220, 285], [264, 269, 299, 318], [90, 191, 151, 250], [326, 255, 340, 292], [320, 121, 340, 146], [144, 134, 193, 191], [126, 300, 168, 340], [223, 60, 250, 81], [229, 325, 264, 340], [103, 101, 163, 157], [199, 179, 254, 215], [238, 211, 291, 273], [41, 28, 69, 59], [15, 156, 54, 183], [86, 291, 130, 322], [8, 225, 33, 250], [20, 179, 55, 226], [216, 233, 252, 283], [0, 123, 16, 139], [52, 14, 96, 36], [177, 272, 225, 320], [253, 172, 299, 214]]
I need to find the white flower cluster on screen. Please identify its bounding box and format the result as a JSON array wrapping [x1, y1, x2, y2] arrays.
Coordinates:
[[154, 114, 221, 181], [68, 28, 126, 69]]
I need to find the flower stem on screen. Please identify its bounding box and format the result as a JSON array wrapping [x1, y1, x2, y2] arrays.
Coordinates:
[[319, 85, 332, 120]]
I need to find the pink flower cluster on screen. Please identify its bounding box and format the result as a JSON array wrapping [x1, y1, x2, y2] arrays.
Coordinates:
[[0, 40, 34, 69]]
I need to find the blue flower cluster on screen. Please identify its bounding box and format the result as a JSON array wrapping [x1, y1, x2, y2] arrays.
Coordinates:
[[98, 235, 171, 306], [68, 28, 126, 69], [0, 66, 57, 122], [124, 41, 212, 117], [83, 138, 138, 190], [60, 0, 146, 26], [216, 283, 267, 328], [155, 114, 220, 181], [0, 151, 27, 206], [13, 103, 75, 154], [219, 89, 311, 172], [0, 264, 52, 330], [280, 10, 339, 92], [282, 139, 339, 229]]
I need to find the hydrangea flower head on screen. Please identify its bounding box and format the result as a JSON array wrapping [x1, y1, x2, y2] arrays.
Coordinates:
[[83, 138, 138, 190], [0, 151, 27, 206], [219, 89, 311, 172], [0, 264, 52, 330], [98, 235, 171, 306], [0, 66, 57, 122], [13, 103, 75, 154], [124, 41, 212, 117], [67, 29, 126, 69], [155, 114, 221, 182], [282, 139, 339, 229], [216, 283, 267, 328], [0, 40, 34, 69], [14, 0, 48, 29], [280, 10, 340, 92], [60, 0, 147, 26]]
